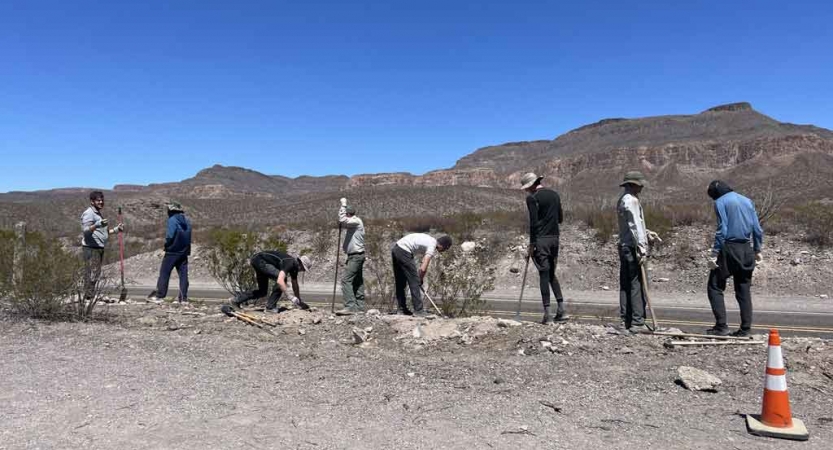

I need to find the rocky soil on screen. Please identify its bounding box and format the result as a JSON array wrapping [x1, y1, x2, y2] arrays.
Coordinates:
[[1, 303, 832, 449]]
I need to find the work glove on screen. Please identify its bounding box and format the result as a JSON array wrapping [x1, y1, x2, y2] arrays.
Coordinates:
[[706, 253, 719, 270], [340, 198, 348, 207], [115, 223, 124, 233], [290, 295, 310, 310], [755, 252, 763, 264], [96, 218, 109, 229], [646, 230, 662, 243]]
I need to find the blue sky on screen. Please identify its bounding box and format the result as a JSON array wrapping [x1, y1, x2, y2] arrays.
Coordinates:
[[1, 0, 831, 192]]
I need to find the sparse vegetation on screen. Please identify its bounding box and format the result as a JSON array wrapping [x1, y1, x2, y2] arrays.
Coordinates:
[[427, 239, 496, 317], [794, 202, 833, 247], [205, 228, 292, 297]]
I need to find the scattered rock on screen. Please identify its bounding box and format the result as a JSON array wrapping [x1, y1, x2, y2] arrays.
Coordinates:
[[791, 258, 802, 266], [352, 327, 369, 344], [654, 277, 671, 283], [820, 295, 829, 299], [620, 346, 634, 354], [601, 286, 610, 291], [493, 377, 505, 385], [509, 267, 520, 274], [497, 318, 522, 328], [366, 309, 381, 317], [136, 316, 158, 327], [461, 241, 476, 252], [412, 325, 423, 339], [676, 366, 722, 392], [298, 329, 306, 335], [193, 329, 202, 335], [312, 317, 322, 324], [800, 250, 810, 255], [517, 349, 526, 356], [406, 372, 415, 378], [540, 341, 553, 350]]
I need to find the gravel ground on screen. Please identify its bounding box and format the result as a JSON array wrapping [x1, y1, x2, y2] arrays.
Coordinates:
[[1, 303, 832, 449]]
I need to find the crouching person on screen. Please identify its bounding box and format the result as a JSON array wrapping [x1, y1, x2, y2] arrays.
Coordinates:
[[391, 233, 452, 317], [231, 250, 313, 313]]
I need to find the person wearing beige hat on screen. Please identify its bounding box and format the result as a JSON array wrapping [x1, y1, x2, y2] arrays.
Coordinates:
[[230, 250, 313, 313], [147, 201, 192, 304], [616, 171, 661, 333], [520, 172, 567, 324]]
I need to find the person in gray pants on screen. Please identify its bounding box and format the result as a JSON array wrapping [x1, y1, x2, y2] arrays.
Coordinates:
[[335, 198, 366, 315], [79, 191, 124, 300]]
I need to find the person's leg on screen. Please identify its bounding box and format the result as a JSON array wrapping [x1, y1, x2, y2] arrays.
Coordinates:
[[618, 246, 631, 327], [549, 239, 565, 317], [625, 249, 645, 326], [90, 248, 104, 299], [354, 255, 366, 311], [155, 253, 177, 299], [175, 255, 189, 301], [341, 255, 359, 309], [392, 248, 409, 313], [532, 241, 551, 308], [402, 255, 423, 312], [83, 247, 94, 299], [706, 269, 729, 329], [733, 270, 753, 331]]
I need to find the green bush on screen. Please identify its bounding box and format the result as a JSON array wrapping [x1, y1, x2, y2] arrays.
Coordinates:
[[0, 230, 88, 320], [426, 239, 495, 317], [205, 228, 292, 297], [362, 222, 403, 311]]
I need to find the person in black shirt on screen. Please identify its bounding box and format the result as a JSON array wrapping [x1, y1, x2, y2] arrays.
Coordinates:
[[521, 172, 567, 324], [231, 251, 314, 313]]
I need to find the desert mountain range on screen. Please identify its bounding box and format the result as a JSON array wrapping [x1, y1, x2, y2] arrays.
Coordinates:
[[3, 102, 833, 236]]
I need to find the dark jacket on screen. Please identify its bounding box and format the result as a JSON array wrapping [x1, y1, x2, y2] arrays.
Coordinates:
[[165, 212, 192, 255], [526, 187, 563, 243]]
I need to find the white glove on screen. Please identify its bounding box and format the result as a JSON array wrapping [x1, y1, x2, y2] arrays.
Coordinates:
[[647, 230, 662, 243], [755, 252, 763, 264], [706, 254, 719, 270], [115, 223, 124, 233], [340, 198, 348, 207], [289, 296, 301, 306], [97, 218, 109, 228]]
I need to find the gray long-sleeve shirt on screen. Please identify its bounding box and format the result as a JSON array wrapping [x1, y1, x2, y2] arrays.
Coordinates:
[[617, 193, 647, 254], [339, 206, 365, 254], [80, 206, 109, 248]]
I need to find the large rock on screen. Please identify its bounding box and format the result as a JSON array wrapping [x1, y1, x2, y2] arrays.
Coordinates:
[[461, 241, 477, 253], [676, 366, 722, 392]]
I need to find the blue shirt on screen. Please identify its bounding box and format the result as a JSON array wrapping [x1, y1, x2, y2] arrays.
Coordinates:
[[712, 191, 763, 253]]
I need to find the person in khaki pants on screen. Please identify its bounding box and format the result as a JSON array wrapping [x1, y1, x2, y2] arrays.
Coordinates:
[[335, 198, 366, 315]]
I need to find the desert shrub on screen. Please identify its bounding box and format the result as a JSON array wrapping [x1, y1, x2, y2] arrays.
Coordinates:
[[205, 228, 292, 297], [794, 202, 833, 247], [642, 206, 673, 239], [310, 220, 335, 261], [426, 239, 496, 317], [0, 230, 92, 320]]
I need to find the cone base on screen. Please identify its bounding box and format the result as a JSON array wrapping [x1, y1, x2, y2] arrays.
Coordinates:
[[746, 414, 809, 441]]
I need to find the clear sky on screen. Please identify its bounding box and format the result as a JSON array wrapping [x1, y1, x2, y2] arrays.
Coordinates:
[[1, 0, 831, 192]]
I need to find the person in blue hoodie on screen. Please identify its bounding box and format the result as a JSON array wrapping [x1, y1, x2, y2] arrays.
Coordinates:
[[148, 201, 192, 304], [705, 180, 763, 337]]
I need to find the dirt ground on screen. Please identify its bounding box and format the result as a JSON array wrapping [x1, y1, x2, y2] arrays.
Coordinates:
[[2, 303, 831, 449]]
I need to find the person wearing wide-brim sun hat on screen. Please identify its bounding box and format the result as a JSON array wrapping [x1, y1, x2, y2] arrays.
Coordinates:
[[616, 171, 662, 334], [147, 201, 192, 304], [230, 249, 314, 313], [520, 172, 568, 324]]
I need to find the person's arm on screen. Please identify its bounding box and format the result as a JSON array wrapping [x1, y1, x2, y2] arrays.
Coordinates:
[[418, 254, 433, 284], [276, 270, 289, 293], [164, 217, 176, 249], [557, 193, 564, 225], [291, 273, 301, 299], [338, 206, 361, 227], [712, 202, 727, 255], [81, 210, 105, 233], [525, 195, 538, 243], [750, 202, 764, 254], [624, 197, 648, 256]]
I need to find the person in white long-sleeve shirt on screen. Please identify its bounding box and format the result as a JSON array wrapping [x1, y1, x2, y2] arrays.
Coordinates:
[[616, 172, 661, 333], [391, 233, 452, 316], [336, 198, 366, 314]]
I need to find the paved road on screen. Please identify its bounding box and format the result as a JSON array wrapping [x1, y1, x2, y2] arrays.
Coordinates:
[[125, 284, 833, 338]]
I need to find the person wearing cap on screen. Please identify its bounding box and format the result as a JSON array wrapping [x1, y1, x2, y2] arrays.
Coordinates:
[[80, 190, 124, 300], [230, 250, 312, 313], [520, 172, 567, 324], [704, 180, 763, 337], [391, 233, 453, 317], [616, 171, 661, 333], [336, 198, 366, 315], [148, 201, 192, 304]]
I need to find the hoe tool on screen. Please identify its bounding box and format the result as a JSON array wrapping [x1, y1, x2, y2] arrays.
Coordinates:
[[515, 254, 531, 320], [221, 305, 277, 336], [419, 286, 444, 317], [118, 206, 128, 302], [639, 263, 659, 332]]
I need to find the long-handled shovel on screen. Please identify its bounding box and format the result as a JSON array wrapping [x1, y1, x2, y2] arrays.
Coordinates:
[[639, 263, 659, 332], [118, 206, 128, 302], [419, 286, 444, 317], [515, 254, 531, 320], [330, 223, 343, 313], [220, 305, 277, 336]]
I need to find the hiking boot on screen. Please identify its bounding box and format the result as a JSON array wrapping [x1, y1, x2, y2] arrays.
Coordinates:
[[412, 310, 430, 318], [705, 326, 731, 336], [629, 324, 648, 335], [553, 312, 569, 322], [146, 291, 163, 304], [541, 306, 553, 325], [335, 308, 356, 316], [264, 307, 282, 314], [396, 309, 413, 316], [731, 329, 751, 338]]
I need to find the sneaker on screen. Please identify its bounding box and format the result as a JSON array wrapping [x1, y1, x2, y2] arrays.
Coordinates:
[[146, 292, 163, 304], [705, 326, 731, 336], [629, 324, 648, 334], [412, 310, 429, 318], [731, 329, 751, 338], [335, 308, 356, 316], [541, 306, 553, 325], [396, 309, 413, 316], [553, 313, 569, 322], [264, 307, 282, 314]]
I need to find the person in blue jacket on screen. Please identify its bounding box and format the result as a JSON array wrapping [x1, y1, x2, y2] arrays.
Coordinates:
[[704, 180, 763, 337], [148, 201, 192, 304]]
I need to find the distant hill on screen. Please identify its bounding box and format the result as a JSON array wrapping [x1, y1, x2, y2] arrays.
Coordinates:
[[3, 102, 833, 236]]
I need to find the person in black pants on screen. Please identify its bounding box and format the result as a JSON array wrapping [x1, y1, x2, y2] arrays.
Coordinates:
[[391, 233, 452, 316], [520, 172, 567, 324], [148, 202, 191, 303], [231, 251, 314, 313], [705, 180, 763, 337]]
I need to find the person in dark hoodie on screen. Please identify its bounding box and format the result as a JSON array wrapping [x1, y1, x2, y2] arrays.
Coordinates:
[[148, 201, 192, 304], [705, 180, 764, 337]]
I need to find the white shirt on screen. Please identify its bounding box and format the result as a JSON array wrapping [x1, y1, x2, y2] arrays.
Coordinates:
[[396, 233, 438, 258], [617, 193, 648, 253]]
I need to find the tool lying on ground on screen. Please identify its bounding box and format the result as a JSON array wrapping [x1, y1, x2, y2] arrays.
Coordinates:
[[664, 339, 765, 348], [220, 305, 277, 335], [331, 223, 342, 313], [117, 206, 128, 302], [419, 286, 444, 317], [652, 331, 754, 341], [639, 262, 658, 332], [515, 254, 530, 320], [236, 311, 277, 327]]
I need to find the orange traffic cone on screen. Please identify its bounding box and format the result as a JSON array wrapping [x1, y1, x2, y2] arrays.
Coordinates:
[[746, 329, 809, 441]]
